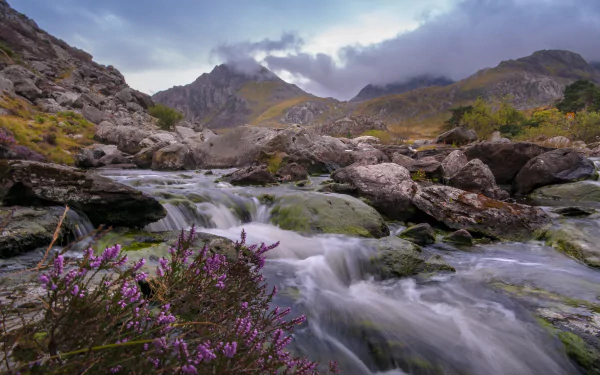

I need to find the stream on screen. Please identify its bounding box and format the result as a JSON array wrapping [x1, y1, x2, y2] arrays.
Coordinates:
[[96, 168, 600, 375]]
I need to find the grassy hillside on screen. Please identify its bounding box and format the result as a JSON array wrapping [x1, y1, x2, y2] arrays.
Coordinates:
[[0, 95, 95, 164]]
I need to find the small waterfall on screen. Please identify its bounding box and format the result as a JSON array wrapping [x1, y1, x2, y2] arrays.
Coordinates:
[[66, 209, 94, 239]]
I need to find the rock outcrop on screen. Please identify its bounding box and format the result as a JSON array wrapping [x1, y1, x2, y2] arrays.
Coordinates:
[[331, 163, 419, 221], [513, 149, 596, 195], [222, 165, 277, 186], [448, 159, 509, 200], [412, 185, 548, 240], [435, 127, 477, 146], [0, 160, 166, 228], [441, 150, 468, 178]]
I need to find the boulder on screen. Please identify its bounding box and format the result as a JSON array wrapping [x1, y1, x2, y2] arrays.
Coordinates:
[[0, 74, 15, 95], [360, 237, 455, 280], [435, 126, 477, 146], [443, 229, 473, 246], [331, 163, 419, 221], [222, 165, 277, 186], [349, 149, 389, 166], [541, 221, 600, 267], [192, 126, 353, 173], [35, 98, 64, 113], [546, 136, 571, 148], [82, 104, 106, 124], [398, 223, 436, 245], [441, 150, 468, 178], [391, 153, 414, 169], [94, 122, 151, 155], [269, 193, 389, 238], [132, 142, 169, 169], [151, 143, 195, 171], [174, 125, 196, 140], [75, 144, 128, 168], [276, 163, 308, 182], [530, 181, 600, 203], [1, 65, 41, 101], [412, 185, 549, 240], [140, 132, 179, 148], [409, 156, 444, 180], [513, 149, 596, 195], [350, 136, 381, 146], [0, 206, 79, 258], [448, 159, 509, 200], [464, 142, 553, 184], [0, 160, 166, 228]]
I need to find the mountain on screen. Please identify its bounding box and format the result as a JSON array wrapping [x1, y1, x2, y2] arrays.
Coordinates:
[[152, 64, 315, 129], [350, 76, 454, 102], [353, 49, 600, 137], [591, 61, 600, 73]]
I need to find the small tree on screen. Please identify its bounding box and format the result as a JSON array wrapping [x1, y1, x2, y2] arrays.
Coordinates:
[[443, 105, 473, 131], [556, 80, 600, 113], [149, 104, 184, 130]]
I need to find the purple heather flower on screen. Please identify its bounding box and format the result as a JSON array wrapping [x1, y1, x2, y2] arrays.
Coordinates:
[[53, 255, 64, 276], [39, 274, 49, 285], [222, 342, 237, 358], [181, 364, 198, 374], [109, 365, 122, 373], [196, 343, 216, 363], [71, 285, 79, 296], [133, 258, 146, 271], [241, 302, 248, 310]]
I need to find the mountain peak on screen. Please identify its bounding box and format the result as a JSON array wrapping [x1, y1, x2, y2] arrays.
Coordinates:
[[351, 75, 454, 102]]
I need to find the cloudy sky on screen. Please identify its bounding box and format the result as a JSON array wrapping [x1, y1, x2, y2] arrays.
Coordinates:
[[10, 0, 600, 100]]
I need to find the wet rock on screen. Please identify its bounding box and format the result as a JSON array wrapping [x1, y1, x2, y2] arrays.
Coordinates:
[[361, 237, 455, 280], [435, 126, 477, 146], [222, 165, 277, 186], [331, 163, 420, 221], [151, 143, 195, 171], [540, 221, 600, 267], [398, 223, 435, 246], [412, 185, 549, 240], [441, 150, 468, 178], [550, 207, 596, 217], [276, 163, 308, 182], [132, 142, 169, 169], [449, 159, 509, 200], [513, 149, 596, 195], [0, 160, 166, 228], [464, 142, 553, 184], [0, 206, 78, 258], [75, 144, 129, 168], [270, 193, 389, 238], [443, 229, 473, 246], [531, 181, 600, 203]]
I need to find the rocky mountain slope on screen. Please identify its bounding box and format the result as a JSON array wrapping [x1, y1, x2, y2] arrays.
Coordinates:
[[350, 75, 454, 102], [152, 64, 316, 129], [0, 0, 166, 164]]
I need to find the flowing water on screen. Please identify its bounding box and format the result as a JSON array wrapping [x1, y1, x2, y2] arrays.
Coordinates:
[[96, 169, 600, 375]]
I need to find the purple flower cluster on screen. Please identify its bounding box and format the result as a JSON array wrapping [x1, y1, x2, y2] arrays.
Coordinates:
[[0, 128, 16, 146]]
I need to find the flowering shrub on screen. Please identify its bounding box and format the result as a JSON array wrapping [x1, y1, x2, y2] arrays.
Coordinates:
[[0, 227, 339, 374], [0, 128, 16, 146]]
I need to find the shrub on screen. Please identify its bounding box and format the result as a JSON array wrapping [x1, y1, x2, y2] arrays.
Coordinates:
[[12, 145, 46, 161], [34, 115, 45, 124], [556, 80, 600, 114], [0, 227, 339, 374], [44, 132, 57, 145], [149, 104, 184, 130], [0, 128, 16, 146]]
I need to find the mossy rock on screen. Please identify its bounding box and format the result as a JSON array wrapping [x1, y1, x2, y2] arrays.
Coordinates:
[[541, 221, 600, 267], [363, 237, 455, 280], [269, 193, 389, 238], [398, 223, 436, 246], [531, 181, 600, 204]]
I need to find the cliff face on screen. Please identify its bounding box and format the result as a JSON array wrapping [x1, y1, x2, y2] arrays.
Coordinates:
[[152, 64, 310, 128]]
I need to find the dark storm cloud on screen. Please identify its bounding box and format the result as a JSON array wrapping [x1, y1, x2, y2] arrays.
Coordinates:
[[264, 0, 600, 99]]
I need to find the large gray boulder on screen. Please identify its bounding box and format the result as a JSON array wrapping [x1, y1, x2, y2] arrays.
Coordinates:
[[408, 156, 444, 180], [269, 193, 389, 238], [151, 143, 195, 171], [133, 142, 169, 169], [513, 149, 596, 195], [541, 220, 600, 267], [435, 126, 477, 146], [0, 206, 79, 258], [531, 181, 600, 203], [449, 159, 509, 200], [0, 74, 15, 95], [222, 165, 277, 186], [191, 126, 353, 173], [441, 150, 468, 178], [464, 142, 553, 184], [331, 163, 419, 221], [75, 144, 128, 168], [1, 65, 41, 100], [0, 160, 166, 228], [82, 104, 107, 124], [412, 185, 548, 240], [94, 122, 151, 155]]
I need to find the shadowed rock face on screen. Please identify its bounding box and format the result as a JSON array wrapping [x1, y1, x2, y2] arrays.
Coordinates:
[[351, 76, 454, 102], [0, 160, 166, 228]]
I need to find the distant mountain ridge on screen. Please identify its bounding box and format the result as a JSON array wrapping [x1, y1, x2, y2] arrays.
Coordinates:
[[350, 75, 454, 102], [152, 64, 312, 129]]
